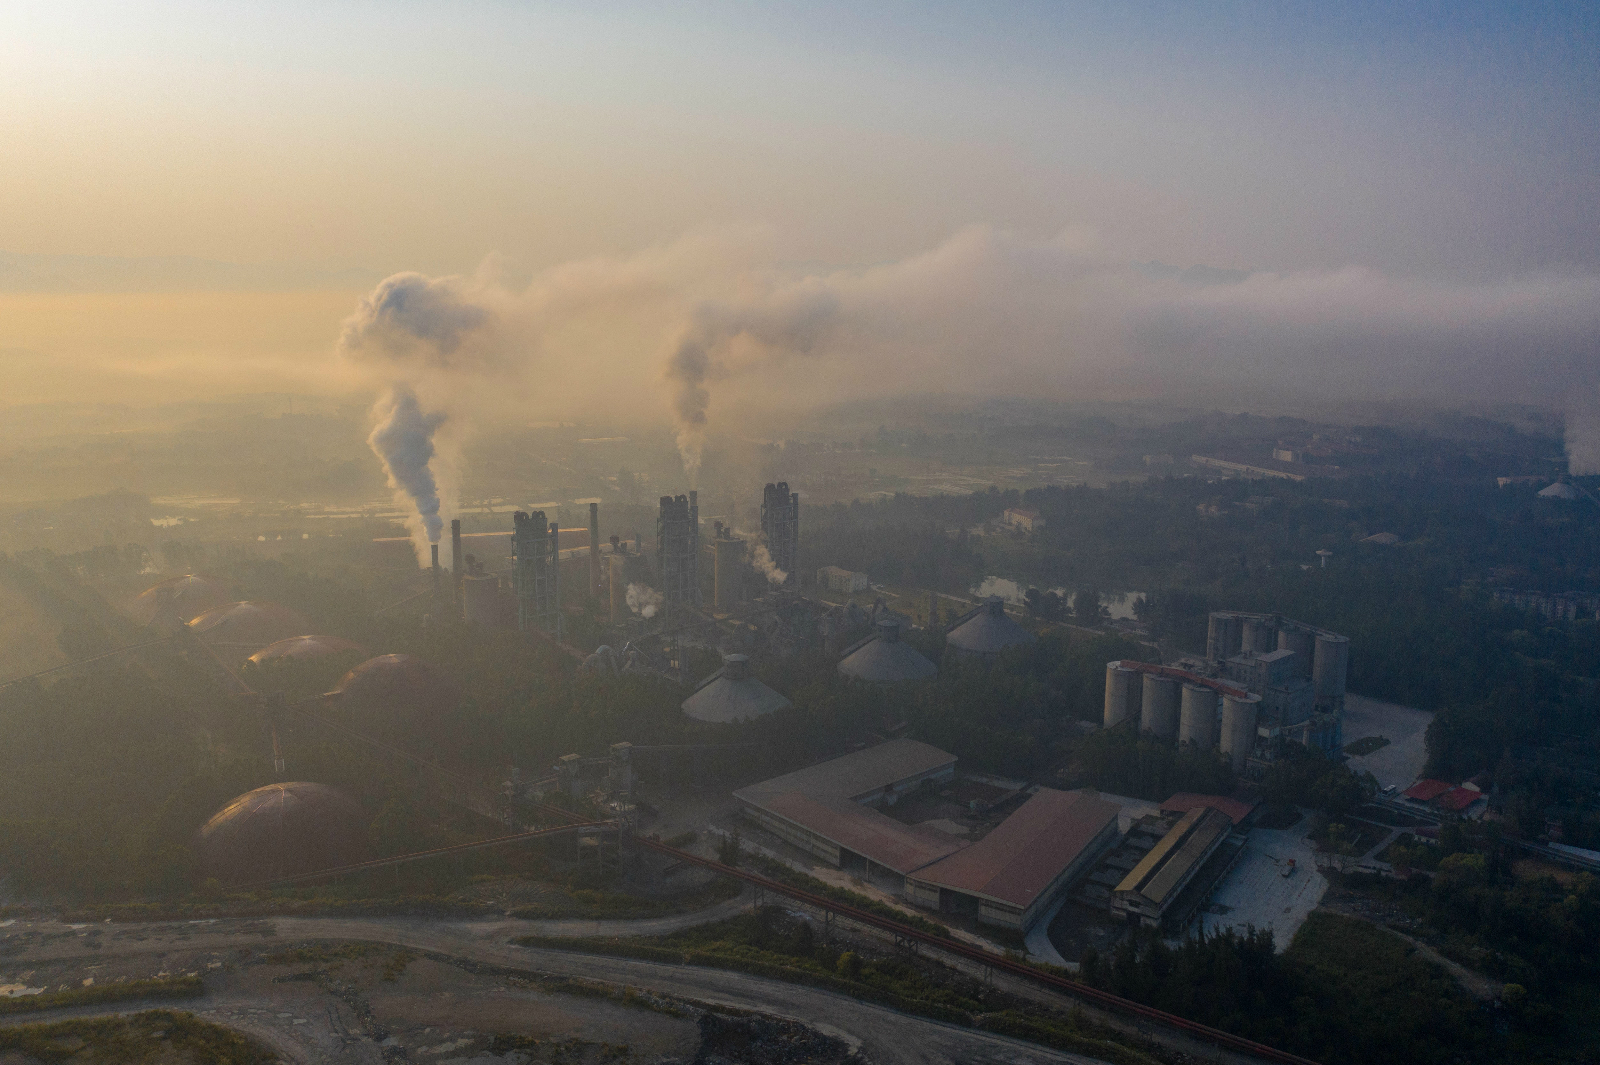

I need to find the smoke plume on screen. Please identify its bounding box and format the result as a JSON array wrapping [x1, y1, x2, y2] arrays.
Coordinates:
[[626, 583, 663, 619], [740, 535, 787, 586], [368, 387, 446, 552]]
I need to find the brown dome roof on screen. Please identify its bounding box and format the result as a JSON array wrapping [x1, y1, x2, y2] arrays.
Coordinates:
[[247, 635, 368, 666], [196, 782, 367, 885], [331, 654, 459, 715], [130, 574, 231, 627], [187, 602, 312, 652]]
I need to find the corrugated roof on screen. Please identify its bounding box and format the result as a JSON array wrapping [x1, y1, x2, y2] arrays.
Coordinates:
[[1404, 779, 1453, 801], [736, 738, 956, 806], [682, 675, 792, 723], [1115, 807, 1205, 895], [1437, 787, 1483, 812], [1139, 808, 1231, 905], [838, 621, 938, 682], [909, 788, 1118, 909], [946, 597, 1036, 655], [762, 792, 965, 875], [1160, 793, 1256, 825]]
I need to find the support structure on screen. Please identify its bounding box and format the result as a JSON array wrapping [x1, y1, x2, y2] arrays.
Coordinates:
[[657, 492, 699, 614], [760, 482, 800, 585], [588, 502, 601, 600], [512, 510, 561, 637]]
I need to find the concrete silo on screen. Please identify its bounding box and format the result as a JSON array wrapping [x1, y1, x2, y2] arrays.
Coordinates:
[[1179, 683, 1219, 750], [1103, 663, 1142, 728], [1277, 626, 1316, 680], [1313, 633, 1349, 711], [1140, 673, 1182, 740], [1206, 613, 1243, 662], [1241, 616, 1277, 654], [1220, 693, 1260, 771]]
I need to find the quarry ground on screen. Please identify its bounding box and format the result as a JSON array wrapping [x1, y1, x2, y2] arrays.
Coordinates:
[[0, 914, 1116, 1065], [1340, 694, 1434, 791]]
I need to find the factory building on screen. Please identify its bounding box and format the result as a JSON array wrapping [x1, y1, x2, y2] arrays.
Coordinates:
[[818, 566, 870, 594], [1204, 611, 1348, 756], [1111, 805, 1240, 929], [761, 482, 800, 586], [837, 618, 938, 682], [905, 788, 1119, 929], [657, 492, 700, 614], [681, 654, 792, 723], [734, 739, 964, 880], [945, 597, 1036, 661]]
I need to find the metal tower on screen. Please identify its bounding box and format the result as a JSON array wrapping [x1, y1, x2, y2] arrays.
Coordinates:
[[760, 482, 799, 584], [656, 492, 699, 613], [512, 510, 561, 636]]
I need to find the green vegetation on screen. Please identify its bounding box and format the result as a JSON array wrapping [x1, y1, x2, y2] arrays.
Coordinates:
[[0, 976, 203, 1016], [741, 852, 950, 937], [1082, 914, 1496, 1065], [0, 1009, 276, 1064], [520, 907, 1165, 1065]]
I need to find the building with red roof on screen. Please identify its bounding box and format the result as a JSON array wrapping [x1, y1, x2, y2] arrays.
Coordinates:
[[1159, 793, 1257, 826], [906, 788, 1120, 929], [1403, 779, 1453, 802]]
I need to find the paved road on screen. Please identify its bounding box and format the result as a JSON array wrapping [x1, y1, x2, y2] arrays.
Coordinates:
[[1, 915, 1112, 1065]]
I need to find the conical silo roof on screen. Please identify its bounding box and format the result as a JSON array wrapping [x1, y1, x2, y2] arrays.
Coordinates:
[[681, 654, 792, 723], [130, 574, 231, 627], [838, 619, 938, 683], [947, 596, 1035, 657], [186, 601, 311, 652]]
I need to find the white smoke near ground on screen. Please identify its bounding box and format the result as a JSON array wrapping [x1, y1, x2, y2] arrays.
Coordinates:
[[367, 387, 446, 560], [338, 226, 1600, 494], [626, 583, 663, 619]]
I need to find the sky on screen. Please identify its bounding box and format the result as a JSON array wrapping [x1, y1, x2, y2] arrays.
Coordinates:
[[2, 1, 1597, 448]]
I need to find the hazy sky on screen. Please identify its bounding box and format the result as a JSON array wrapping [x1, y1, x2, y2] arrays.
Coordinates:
[[2, 1, 1597, 422]]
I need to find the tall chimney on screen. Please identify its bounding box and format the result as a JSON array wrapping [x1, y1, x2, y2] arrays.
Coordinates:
[[451, 519, 464, 615], [431, 542, 441, 600], [549, 520, 562, 638], [588, 502, 600, 600]]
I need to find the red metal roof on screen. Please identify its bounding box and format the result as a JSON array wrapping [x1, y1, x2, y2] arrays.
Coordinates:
[[1437, 787, 1482, 812], [1404, 779, 1453, 801], [1160, 793, 1256, 826], [908, 788, 1120, 909], [1109, 661, 1252, 700]]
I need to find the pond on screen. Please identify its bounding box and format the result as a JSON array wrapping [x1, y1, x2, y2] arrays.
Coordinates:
[[970, 577, 1146, 619]]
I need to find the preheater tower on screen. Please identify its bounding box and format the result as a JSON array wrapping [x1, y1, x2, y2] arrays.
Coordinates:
[[657, 492, 700, 613], [512, 510, 560, 636], [760, 482, 799, 585]]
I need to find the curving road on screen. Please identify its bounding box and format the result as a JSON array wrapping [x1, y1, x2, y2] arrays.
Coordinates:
[[1, 913, 1114, 1065]]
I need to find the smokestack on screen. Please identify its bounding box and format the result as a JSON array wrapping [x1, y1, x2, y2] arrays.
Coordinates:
[[588, 502, 600, 600], [431, 543, 441, 600], [451, 519, 464, 615]]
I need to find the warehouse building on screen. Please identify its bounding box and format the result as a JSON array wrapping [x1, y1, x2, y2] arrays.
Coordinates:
[[905, 788, 1119, 929], [733, 739, 964, 879], [1112, 806, 1240, 929]]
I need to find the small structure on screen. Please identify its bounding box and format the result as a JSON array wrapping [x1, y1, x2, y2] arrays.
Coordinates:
[[1003, 507, 1044, 533], [1360, 532, 1401, 545], [1112, 806, 1236, 929], [734, 739, 963, 881], [838, 618, 937, 682], [681, 654, 792, 723], [946, 597, 1035, 660], [818, 566, 869, 594], [905, 788, 1119, 929]]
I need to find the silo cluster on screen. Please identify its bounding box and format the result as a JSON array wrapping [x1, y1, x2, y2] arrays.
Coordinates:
[[1103, 663, 1143, 728], [1220, 693, 1261, 771], [1139, 673, 1182, 740], [1206, 610, 1348, 713], [1178, 683, 1218, 749]]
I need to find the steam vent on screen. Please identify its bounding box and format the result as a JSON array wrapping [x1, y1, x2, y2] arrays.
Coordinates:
[[330, 654, 460, 717], [945, 596, 1036, 660], [681, 654, 793, 723], [838, 618, 938, 682], [246, 635, 368, 666], [197, 782, 367, 885], [130, 574, 231, 628], [185, 601, 312, 652]]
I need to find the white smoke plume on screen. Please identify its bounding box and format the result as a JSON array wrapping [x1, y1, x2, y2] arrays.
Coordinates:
[[736, 532, 788, 586], [368, 387, 446, 556], [626, 583, 663, 619], [338, 227, 1600, 492]]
